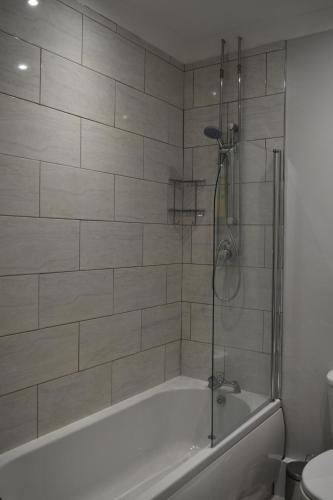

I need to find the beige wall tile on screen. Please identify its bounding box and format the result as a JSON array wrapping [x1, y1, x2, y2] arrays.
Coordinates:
[[40, 163, 114, 220], [184, 70, 194, 110], [242, 54, 267, 99], [0, 387, 37, 453], [220, 266, 272, 310], [0, 324, 78, 396], [240, 225, 265, 267], [39, 270, 114, 327], [165, 341, 181, 379], [0, 94, 80, 167], [144, 138, 183, 183], [83, 17, 144, 90], [38, 365, 111, 435], [115, 176, 168, 223], [267, 50, 285, 95], [112, 347, 165, 403], [192, 226, 212, 264], [263, 311, 272, 353], [0, 275, 38, 336], [0, 0, 82, 62], [167, 264, 182, 303], [80, 311, 141, 370], [0, 31, 40, 102], [184, 105, 220, 147], [145, 52, 183, 108], [81, 120, 144, 178], [80, 221, 142, 269], [242, 94, 285, 140], [0, 154, 39, 216], [182, 302, 191, 340], [241, 182, 273, 225], [114, 266, 166, 313], [191, 303, 264, 351], [225, 347, 270, 394], [192, 145, 218, 185], [115, 83, 182, 146], [0, 216, 79, 275], [41, 51, 115, 125], [182, 264, 212, 304], [143, 224, 182, 265], [142, 303, 181, 349], [194, 64, 220, 107], [239, 140, 266, 183], [181, 340, 212, 380]]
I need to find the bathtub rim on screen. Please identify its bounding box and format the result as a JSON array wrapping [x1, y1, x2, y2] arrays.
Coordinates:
[[0, 376, 282, 500]]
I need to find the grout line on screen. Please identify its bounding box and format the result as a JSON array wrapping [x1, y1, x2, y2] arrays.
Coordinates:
[[81, 13, 84, 65], [39, 48, 42, 104]]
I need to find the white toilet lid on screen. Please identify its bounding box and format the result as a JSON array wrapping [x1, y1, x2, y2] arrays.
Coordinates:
[[301, 450, 333, 500]]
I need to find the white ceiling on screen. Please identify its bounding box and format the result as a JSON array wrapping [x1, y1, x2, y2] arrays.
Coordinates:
[[80, 0, 333, 63]]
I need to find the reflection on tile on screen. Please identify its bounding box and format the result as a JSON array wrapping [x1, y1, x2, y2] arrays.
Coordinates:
[[167, 264, 182, 303], [0, 154, 39, 216], [267, 50, 285, 95], [0, 324, 78, 396], [115, 176, 168, 223], [0, 275, 38, 336], [145, 52, 183, 108], [242, 94, 285, 140], [194, 65, 219, 107], [225, 347, 270, 394], [142, 303, 181, 349], [241, 182, 273, 225], [81, 120, 143, 178], [144, 138, 183, 183], [39, 270, 114, 327], [40, 163, 114, 221], [41, 51, 115, 125], [0, 216, 79, 275], [0, 31, 40, 102], [79, 311, 141, 369], [116, 83, 182, 146], [0, 387, 37, 453], [0, 0, 82, 62], [0, 94, 80, 166], [80, 221, 142, 269], [83, 18, 145, 90], [114, 266, 166, 313], [165, 341, 181, 379], [38, 365, 111, 435], [143, 224, 182, 265], [112, 347, 165, 403], [182, 340, 212, 380], [184, 105, 220, 147], [182, 264, 213, 304]]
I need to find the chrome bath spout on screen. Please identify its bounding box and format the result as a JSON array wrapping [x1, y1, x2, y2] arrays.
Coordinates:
[[208, 372, 241, 393]]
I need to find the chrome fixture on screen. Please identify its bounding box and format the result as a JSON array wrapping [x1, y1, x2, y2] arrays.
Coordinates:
[[208, 372, 241, 393], [271, 149, 284, 400], [205, 36, 242, 303]]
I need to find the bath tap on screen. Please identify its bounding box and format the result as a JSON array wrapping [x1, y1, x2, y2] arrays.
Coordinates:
[[208, 372, 241, 393]]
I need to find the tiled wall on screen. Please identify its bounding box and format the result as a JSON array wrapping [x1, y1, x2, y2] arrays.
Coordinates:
[[181, 42, 286, 395], [0, 0, 184, 453]]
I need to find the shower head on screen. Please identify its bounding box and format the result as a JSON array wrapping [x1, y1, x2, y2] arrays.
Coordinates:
[[203, 126, 223, 149]]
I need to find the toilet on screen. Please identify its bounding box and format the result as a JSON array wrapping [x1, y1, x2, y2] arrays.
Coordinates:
[[300, 371, 333, 500]]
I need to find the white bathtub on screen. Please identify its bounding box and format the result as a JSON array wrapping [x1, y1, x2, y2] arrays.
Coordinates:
[[0, 377, 284, 500]]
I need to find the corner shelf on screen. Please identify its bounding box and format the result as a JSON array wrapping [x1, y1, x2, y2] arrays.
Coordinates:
[[169, 178, 206, 225]]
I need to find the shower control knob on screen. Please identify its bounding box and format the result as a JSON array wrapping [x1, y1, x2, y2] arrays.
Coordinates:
[[220, 240, 233, 261]]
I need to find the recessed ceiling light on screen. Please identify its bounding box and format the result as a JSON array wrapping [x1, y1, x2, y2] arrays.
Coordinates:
[[27, 0, 39, 6], [18, 63, 28, 71]]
